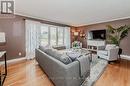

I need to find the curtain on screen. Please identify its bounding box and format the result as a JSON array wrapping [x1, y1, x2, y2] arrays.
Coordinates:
[[88, 31, 93, 40], [64, 27, 71, 49], [25, 20, 71, 59], [25, 20, 41, 60]]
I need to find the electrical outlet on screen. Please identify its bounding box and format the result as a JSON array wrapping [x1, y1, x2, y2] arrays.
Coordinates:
[[19, 52, 22, 56]]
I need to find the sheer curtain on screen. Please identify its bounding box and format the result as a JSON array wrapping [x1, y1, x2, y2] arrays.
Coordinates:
[[64, 27, 71, 49], [25, 20, 41, 60], [25, 20, 71, 59], [88, 31, 93, 40]]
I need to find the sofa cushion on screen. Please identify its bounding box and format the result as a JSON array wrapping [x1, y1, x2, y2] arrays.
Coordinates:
[[46, 48, 72, 64], [39, 46, 72, 64], [46, 48, 62, 59]]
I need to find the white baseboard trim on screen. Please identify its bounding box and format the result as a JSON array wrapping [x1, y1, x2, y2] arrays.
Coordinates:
[[0, 57, 27, 65], [120, 55, 130, 60], [7, 57, 27, 65]]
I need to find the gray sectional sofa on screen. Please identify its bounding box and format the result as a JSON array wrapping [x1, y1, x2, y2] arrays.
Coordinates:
[[35, 48, 90, 86]]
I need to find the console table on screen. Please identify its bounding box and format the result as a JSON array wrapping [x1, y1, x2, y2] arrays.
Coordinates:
[[0, 51, 7, 86]]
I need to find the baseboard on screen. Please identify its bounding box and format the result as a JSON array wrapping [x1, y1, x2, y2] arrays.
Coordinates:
[[7, 57, 27, 65], [0, 57, 27, 65], [120, 55, 130, 60]]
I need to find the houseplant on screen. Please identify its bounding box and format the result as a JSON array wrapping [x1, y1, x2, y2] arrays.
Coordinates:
[[106, 25, 130, 56]]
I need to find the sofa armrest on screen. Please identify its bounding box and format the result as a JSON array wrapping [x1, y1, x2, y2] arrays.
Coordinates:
[[108, 48, 119, 59]]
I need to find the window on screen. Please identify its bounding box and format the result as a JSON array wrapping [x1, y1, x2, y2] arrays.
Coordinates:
[[50, 27, 57, 46], [25, 19, 70, 60], [58, 27, 64, 45], [40, 26, 49, 45], [39, 24, 70, 47]]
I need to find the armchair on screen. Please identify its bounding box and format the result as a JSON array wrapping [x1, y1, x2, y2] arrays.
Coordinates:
[[97, 44, 119, 62]]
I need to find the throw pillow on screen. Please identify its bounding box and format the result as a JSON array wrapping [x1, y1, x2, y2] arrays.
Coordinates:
[[66, 52, 82, 61], [39, 46, 46, 52], [60, 53, 72, 64], [39, 45, 52, 52], [45, 48, 62, 59]]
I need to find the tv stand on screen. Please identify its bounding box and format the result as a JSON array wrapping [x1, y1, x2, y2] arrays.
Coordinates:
[[87, 40, 106, 52]]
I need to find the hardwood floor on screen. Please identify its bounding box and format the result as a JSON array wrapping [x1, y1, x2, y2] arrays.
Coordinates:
[[4, 60, 54, 86], [4, 59, 130, 86], [95, 59, 130, 86]]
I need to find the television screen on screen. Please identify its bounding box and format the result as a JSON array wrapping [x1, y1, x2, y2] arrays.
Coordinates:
[[91, 30, 106, 40]]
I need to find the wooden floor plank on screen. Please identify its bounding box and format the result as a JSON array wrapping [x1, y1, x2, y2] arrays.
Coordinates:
[[4, 60, 54, 86], [4, 59, 130, 86], [95, 59, 130, 86]]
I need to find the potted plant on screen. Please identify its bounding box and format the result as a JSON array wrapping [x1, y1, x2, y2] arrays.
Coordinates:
[[106, 25, 130, 56]]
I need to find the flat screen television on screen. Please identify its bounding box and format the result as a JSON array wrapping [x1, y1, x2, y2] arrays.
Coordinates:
[[91, 30, 106, 40]]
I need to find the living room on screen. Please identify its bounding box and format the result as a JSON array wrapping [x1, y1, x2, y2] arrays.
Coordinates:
[[0, 0, 130, 86]]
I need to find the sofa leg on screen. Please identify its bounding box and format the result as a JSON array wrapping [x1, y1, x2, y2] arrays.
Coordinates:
[[108, 60, 117, 64], [108, 61, 111, 64]]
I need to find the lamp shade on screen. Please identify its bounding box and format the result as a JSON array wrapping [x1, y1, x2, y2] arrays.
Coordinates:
[[0, 32, 6, 43], [74, 32, 79, 36]]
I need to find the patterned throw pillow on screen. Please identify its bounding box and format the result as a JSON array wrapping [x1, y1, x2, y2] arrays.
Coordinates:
[[60, 53, 72, 64], [66, 52, 82, 61]]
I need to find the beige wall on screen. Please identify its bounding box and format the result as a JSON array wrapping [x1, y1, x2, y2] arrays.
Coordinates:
[[0, 15, 130, 60], [0, 15, 70, 60], [74, 18, 130, 55], [0, 16, 26, 60]]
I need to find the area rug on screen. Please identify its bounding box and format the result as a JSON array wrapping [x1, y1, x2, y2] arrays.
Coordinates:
[[82, 54, 108, 86]]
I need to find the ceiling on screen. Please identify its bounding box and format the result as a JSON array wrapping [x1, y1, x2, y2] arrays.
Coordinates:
[[15, 0, 130, 26]]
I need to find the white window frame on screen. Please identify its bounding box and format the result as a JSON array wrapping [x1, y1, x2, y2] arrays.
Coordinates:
[[40, 25, 65, 46], [57, 27, 64, 45]]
